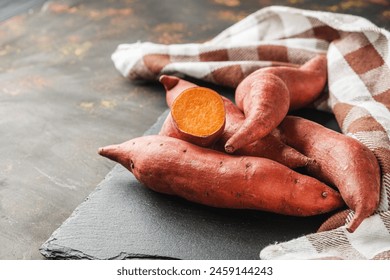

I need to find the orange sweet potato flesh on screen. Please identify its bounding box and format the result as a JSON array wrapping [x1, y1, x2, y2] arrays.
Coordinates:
[[171, 87, 225, 136], [277, 116, 381, 232], [159, 76, 226, 146], [166, 87, 225, 147], [214, 96, 313, 169], [99, 135, 344, 216]]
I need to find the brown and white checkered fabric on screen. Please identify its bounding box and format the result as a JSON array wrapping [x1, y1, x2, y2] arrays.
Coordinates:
[[112, 6, 390, 259]]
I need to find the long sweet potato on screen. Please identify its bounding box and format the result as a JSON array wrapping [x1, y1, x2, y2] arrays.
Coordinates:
[[225, 54, 327, 153], [99, 135, 344, 216], [276, 116, 381, 232]]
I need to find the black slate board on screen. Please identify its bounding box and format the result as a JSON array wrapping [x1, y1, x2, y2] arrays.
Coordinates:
[[40, 109, 341, 260]]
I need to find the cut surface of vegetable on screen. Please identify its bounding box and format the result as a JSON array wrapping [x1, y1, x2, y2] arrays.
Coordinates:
[[170, 87, 226, 146]]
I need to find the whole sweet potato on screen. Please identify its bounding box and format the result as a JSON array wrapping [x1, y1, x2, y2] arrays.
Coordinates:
[[99, 135, 344, 216], [277, 116, 381, 232]]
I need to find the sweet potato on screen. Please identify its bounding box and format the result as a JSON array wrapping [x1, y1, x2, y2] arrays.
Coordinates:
[[276, 116, 381, 232], [225, 73, 290, 153], [225, 54, 327, 153], [214, 96, 313, 169], [167, 86, 226, 147], [98, 135, 344, 216]]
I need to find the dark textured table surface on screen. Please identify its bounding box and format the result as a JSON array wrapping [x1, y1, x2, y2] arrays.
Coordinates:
[[1, 0, 389, 259]]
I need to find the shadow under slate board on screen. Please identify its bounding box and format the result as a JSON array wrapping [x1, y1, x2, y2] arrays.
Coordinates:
[[40, 109, 341, 260]]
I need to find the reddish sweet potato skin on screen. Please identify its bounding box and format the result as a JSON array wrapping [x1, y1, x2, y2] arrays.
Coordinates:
[[226, 73, 290, 153], [99, 135, 344, 216], [239, 54, 327, 111], [159, 113, 181, 138], [277, 116, 381, 232], [262, 55, 327, 110], [214, 97, 312, 169]]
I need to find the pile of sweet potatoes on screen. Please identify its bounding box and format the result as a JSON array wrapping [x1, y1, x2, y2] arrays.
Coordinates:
[[99, 55, 381, 233]]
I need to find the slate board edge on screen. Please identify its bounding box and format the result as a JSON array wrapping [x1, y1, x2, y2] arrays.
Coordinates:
[[39, 110, 170, 259]]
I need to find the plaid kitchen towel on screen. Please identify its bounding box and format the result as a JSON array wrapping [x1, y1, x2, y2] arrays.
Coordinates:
[[112, 6, 390, 259]]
